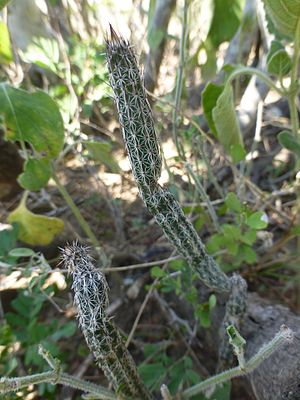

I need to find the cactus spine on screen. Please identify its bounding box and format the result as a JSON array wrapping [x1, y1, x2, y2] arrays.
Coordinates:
[[61, 243, 152, 400], [106, 26, 231, 293]]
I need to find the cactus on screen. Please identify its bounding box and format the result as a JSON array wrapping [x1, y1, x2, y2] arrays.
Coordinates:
[[61, 242, 152, 400], [106, 26, 231, 293]]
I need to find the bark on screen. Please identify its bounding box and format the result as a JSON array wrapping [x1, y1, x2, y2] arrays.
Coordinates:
[[144, 0, 176, 93]]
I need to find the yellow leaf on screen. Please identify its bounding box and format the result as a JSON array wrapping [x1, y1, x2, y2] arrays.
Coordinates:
[[8, 199, 64, 245]]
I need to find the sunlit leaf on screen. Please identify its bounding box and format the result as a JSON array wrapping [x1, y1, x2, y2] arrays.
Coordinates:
[[18, 158, 51, 191], [0, 22, 13, 64], [7, 199, 64, 245], [0, 84, 64, 158], [207, 0, 245, 47], [84, 140, 120, 172], [262, 0, 300, 39], [202, 82, 224, 136], [267, 41, 292, 77], [212, 83, 243, 152]]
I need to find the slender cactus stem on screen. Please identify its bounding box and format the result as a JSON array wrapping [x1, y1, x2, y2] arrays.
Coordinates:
[[61, 243, 152, 400]]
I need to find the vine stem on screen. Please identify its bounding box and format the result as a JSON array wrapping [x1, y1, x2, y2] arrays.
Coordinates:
[[0, 371, 116, 399], [51, 168, 108, 266], [181, 325, 293, 399], [172, 0, 189, 160]]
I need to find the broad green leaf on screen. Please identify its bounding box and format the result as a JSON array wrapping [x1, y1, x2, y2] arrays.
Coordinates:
[[225, 192, 242, 213], [18, 158, 51, 191], [8, 248, 35, 257], [23, 38, 60, 75], [0, 84, 64, 158], [246, 211, 268, 230], [0, 0, 11, 10], [267, 41, 292, 77], [262, 0, 300, 39], [84, 140, 120, 172], [202, 82, 224, 136], [7, 199, 64, 245], [207, 0, 245, 47], [278, 130, 300, 158], [0, 22, 13, 64], [230, 143, 246, 163], [148, 28, 165, 50], [212, 83, 243, 152]]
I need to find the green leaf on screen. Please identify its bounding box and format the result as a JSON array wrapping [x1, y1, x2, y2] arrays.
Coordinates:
[[148, 28, 165, 50], [246, 211, 268, 230], [202, 82, 224, 136], [18, 158, 51, 191], [278, 130, 300, 158], [225, 192, 242, 213], [151, 266, 166, 278], [84, 141, 120, 172], [51, 322, 77, 340], [0, 0, 11, 10], [7, 198, 64, 245], [138, 363, 165, 389], [241, 244, 257, 264], [23, 38, 60, 75], [0, 22, 13, 64], [291, 224, 300, 235], [8, 248, 35, 257], [0, 84, 64, 158], [230, 143, 246, 163], [212, 83, 243, 152], [267, 41, 292, 77], [262, 0, 300, 39], [207, 0, 245, 47], [241, 229, 256, 245]]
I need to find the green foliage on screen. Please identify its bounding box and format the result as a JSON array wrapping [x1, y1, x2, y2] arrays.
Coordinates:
[[0, 84, 64, 158], [0, 0, 11, 10], [18, 158, 51, 191], [0, 22, 12, 64], [278, 130, 300, 158], [267, 40, 292, 77], [206, 193, 268, 271], [84, 141, 120, 173], [262, 0, 300, 39], [202, 82, 243, 156], [207, 0, 245, 48]]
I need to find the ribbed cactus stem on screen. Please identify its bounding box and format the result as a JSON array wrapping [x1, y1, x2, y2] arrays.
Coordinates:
[[106, 26, 231, 293], [61, 243, 152, 400], [218, 274, 248, 369]]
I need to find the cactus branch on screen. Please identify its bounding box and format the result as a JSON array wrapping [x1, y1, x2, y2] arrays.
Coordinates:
[[61, 242, 152, 400], [106, 26, 231, 293]]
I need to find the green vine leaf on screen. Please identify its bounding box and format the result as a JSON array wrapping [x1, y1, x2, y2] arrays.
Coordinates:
[[202, 82, 224, 136], [278, 130, 300, 158], [7, 199, 64, 245], [267, 40, 292, 77], [18, 158, 51, 191], [262, 0, 300, 39], [212, 83, 243, 152], [0, 84, 64, 158]]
